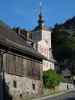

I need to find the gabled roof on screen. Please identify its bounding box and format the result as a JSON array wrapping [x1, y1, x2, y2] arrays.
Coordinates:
[[0, 25, 47, 61], [31, 13, 50, 32]]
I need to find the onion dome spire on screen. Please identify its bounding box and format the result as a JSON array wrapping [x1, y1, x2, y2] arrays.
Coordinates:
[[38, 0, 44, 26]]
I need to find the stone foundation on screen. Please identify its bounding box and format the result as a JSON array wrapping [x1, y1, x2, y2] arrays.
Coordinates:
[[4, 73, 43, 100]]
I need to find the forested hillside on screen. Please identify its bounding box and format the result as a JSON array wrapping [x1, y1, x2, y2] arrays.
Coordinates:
[[52, 16, 75, 73]]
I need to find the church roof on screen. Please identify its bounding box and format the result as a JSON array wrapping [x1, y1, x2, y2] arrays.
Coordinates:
[[32, 24, 49, 32], [31, 12, 50, 32], [32, 0, 52, 32]]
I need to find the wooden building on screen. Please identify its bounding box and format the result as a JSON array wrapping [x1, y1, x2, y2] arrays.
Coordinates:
[[0, 25, 46, 100]]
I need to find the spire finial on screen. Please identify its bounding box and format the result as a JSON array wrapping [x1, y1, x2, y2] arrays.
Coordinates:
[[38, 0, 44, 26], [40, 0, 42, 15]]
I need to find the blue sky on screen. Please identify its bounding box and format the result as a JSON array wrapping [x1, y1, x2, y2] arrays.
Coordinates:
[[0, 0, 75, 29]]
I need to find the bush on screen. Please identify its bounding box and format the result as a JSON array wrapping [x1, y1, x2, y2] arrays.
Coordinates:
[[43, 70, 62, 89]]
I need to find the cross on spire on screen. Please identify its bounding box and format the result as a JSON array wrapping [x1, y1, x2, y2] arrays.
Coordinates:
[[38, 0, 44, 26], [39, 0, 42, 15]]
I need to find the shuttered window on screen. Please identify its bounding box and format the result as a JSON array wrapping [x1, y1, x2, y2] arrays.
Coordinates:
[[6, 53, 42, 79], [6, 54, 24, 76], [23, 59, 28, 76], [32, 61, 41, 80], [27, 60, 32, 76], [6, 54, 16, 74], [16, 56, 24, 76]]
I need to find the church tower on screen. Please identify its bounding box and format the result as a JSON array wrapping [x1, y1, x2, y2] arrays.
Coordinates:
[[32, 1, 55, 71]]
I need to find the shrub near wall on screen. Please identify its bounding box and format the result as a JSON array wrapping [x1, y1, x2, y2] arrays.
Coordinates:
[[43, 70, 62, 89]]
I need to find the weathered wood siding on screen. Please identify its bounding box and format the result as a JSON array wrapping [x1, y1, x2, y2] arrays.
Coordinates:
[[4, 53, 42, 80]]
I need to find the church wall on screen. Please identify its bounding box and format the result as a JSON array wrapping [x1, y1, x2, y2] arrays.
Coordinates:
[[43, 60, 50, 71], [37, 40, 55, 71], [41, 30, 55, 70], [43, 60, 54, 71], [50, 61, 55, 70], [42, 30, 51, 49], [37, 40, 49, 58], [32, 31, 42, 42]]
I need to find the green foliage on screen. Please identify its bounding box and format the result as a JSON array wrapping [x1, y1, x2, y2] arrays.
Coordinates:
[[43, 70, 62, 89], [52, 16, 75, 73], [0, 20, 9, 28], [52, 17, 75, 60], [0, 20, 6, 26]]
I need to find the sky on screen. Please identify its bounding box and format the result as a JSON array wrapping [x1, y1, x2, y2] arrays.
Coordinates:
[[0, 0, 75, 30]]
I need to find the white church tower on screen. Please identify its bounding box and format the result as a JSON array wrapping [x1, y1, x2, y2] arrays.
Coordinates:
[[32, 1, 55, 71]]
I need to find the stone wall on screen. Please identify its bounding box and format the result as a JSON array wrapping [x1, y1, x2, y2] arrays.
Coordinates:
[[4, 73, 43, 100], [56, 82, 74, 92]]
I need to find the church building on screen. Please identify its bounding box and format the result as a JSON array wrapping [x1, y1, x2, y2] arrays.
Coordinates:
[[0, 1, 55, 100], [32, 5, 55, 71]]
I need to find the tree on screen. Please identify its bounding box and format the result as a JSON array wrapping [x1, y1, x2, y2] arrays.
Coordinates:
[[0, 20, 10, 28], [43, 70, 62, 89], [52, 16, 75, 73]]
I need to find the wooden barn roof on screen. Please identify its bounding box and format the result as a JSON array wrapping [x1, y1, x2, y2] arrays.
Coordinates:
[[0, 25, 47, 61]]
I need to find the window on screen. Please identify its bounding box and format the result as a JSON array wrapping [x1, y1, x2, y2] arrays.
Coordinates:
[[32, 83, 35, 90], [13, 80, 17, 88], [32, 61, 40, 80], [6, 54, 24, 76], [6, 54, 16, 74], [16, 56, 24, 76], [20, 94, 22, 98]]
